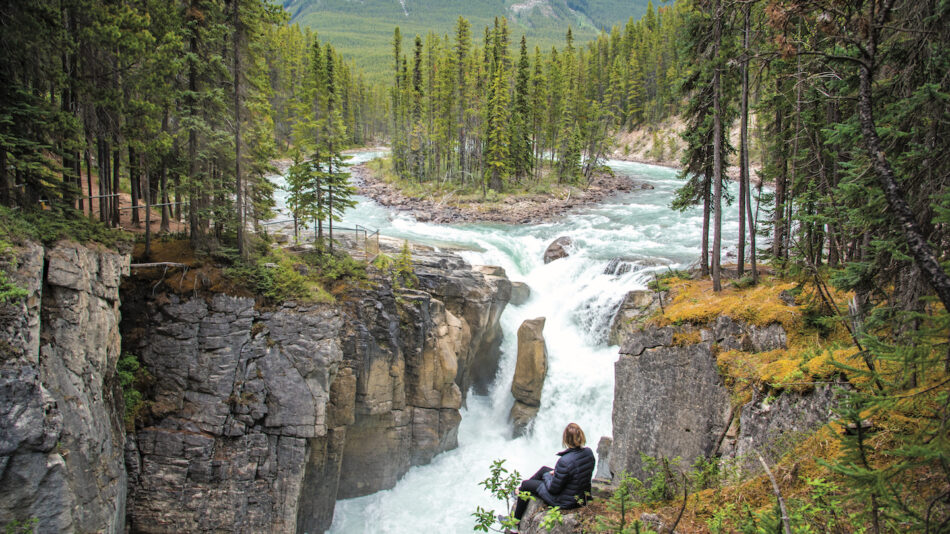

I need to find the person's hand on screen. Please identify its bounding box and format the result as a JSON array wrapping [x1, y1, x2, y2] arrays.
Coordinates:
[[549, 469, 554, 475]]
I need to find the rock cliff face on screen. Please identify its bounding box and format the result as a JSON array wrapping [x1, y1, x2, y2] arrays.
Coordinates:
[[0, 241, 130, 533], [722, 384, 842, 473], [610, 328, 733, 481], [120, 249, 510, 533]]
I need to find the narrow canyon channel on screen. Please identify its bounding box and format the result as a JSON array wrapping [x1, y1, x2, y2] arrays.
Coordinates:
[[274, 150, 744, 532]]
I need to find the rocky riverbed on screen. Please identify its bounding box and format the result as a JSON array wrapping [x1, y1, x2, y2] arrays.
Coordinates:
[[352, 164, 654, 224]]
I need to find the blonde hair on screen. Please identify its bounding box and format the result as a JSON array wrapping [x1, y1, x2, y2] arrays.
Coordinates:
[[562, 423, 586, 448]]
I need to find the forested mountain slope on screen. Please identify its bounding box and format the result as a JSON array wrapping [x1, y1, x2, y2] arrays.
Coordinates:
[[282, 0, 654, 81]]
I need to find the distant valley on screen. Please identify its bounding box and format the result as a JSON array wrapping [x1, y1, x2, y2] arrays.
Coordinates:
[[282, 0, 656, 81]]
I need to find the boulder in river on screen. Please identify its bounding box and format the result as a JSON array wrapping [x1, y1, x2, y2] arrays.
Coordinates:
[[509, 317, 548, 436], [543, 236, 573, 264], [510, 281, 531, 305]]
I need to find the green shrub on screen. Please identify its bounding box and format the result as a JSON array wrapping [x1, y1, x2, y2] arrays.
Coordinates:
[[117, 353, 149, 429], [393, 241, 418, 289], [731, 275, 756, 289], [0, 240, 28, 303], [3, 517, 38, 534], [302, 249, 367, 281], [473, 459, 523, 533]]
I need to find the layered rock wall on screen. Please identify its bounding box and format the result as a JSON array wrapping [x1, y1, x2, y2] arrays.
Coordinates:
[[0, 241, 130, 533], [121, 249, 510, 533]]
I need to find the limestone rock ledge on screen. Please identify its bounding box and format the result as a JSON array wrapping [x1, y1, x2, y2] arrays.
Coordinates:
[[120, 248, 510, 533], [0, 241, 130, 533]]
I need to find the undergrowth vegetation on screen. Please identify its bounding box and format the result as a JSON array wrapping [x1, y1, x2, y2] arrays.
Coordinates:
[[0, 206, 133, 304], [222, 239, 367, 304], [0, 206, 131, 250], [117, 353, 151, 431]]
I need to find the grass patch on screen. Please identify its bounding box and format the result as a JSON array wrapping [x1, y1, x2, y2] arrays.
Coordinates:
[[224, 247, 336, 304], [0, 239, 28, 303], [651, 275, 864, 395], [0, 206, 132, 304], [222, 237, 371, 304]]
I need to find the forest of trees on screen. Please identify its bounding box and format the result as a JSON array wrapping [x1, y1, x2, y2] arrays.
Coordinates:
[[387, 3, 686, 190], [676, 1, 950, 530], [0, 0, 386, 258]]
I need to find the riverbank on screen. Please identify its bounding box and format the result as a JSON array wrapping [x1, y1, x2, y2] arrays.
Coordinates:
[[351, 160, 655, 224]]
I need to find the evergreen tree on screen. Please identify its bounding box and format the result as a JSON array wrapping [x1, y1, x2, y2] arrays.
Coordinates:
[[510, 36, 533, 182]]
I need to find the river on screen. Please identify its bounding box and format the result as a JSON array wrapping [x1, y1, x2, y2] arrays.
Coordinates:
[[273, 151, 743, 533]]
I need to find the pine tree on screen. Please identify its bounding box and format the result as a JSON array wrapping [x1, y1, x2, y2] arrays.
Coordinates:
[[510, 36, 533, 182], [483, 62, 510, 193]]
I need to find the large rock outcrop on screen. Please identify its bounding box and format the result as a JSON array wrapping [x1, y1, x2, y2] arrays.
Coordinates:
[[518, 499, 582, 534], [508, 317, 548, 436], [722, 384, 843, 474], [606, 286, 837, 485], [0, 241, 130, 533], [510, 281, 531, 305], [414, 254, 511, 396], [121, 248, 510, 533], [609, 328, 732, 481]]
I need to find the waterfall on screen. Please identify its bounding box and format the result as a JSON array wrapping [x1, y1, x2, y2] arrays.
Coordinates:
[[292, 156, 745, 533]]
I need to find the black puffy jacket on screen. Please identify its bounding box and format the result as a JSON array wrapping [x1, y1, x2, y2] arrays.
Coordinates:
[[536, 447, 595, 509]]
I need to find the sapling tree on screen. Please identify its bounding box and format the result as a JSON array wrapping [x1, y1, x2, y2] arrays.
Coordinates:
[[473, 459, 522, 533], [595, 472, 638, 533]]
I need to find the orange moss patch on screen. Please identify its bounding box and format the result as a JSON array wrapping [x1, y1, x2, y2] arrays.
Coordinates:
[[672, 330, 702, 346], [658, 276, 801, 331]]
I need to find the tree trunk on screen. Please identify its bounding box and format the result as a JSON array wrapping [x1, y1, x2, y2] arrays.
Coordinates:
[[129, 145, 140, 225], [858, 53, 950, 313], [737, 4, 750, 277], [143, 153, 151, 259], [160, 107, 170, 233], [97, 137, 108, 223], [0, 150, 8, 206], [711, 0, 723, 292], [112, 139, 121, 227], [702, 173, 710, 277], [749, 179, 759, 282], [85, 142, 94, 217], [233, 0, 246, 259], [188, 25, 200, 246]]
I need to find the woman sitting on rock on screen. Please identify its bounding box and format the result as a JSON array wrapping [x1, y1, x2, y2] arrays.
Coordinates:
[[508, 422, 595, 531]]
